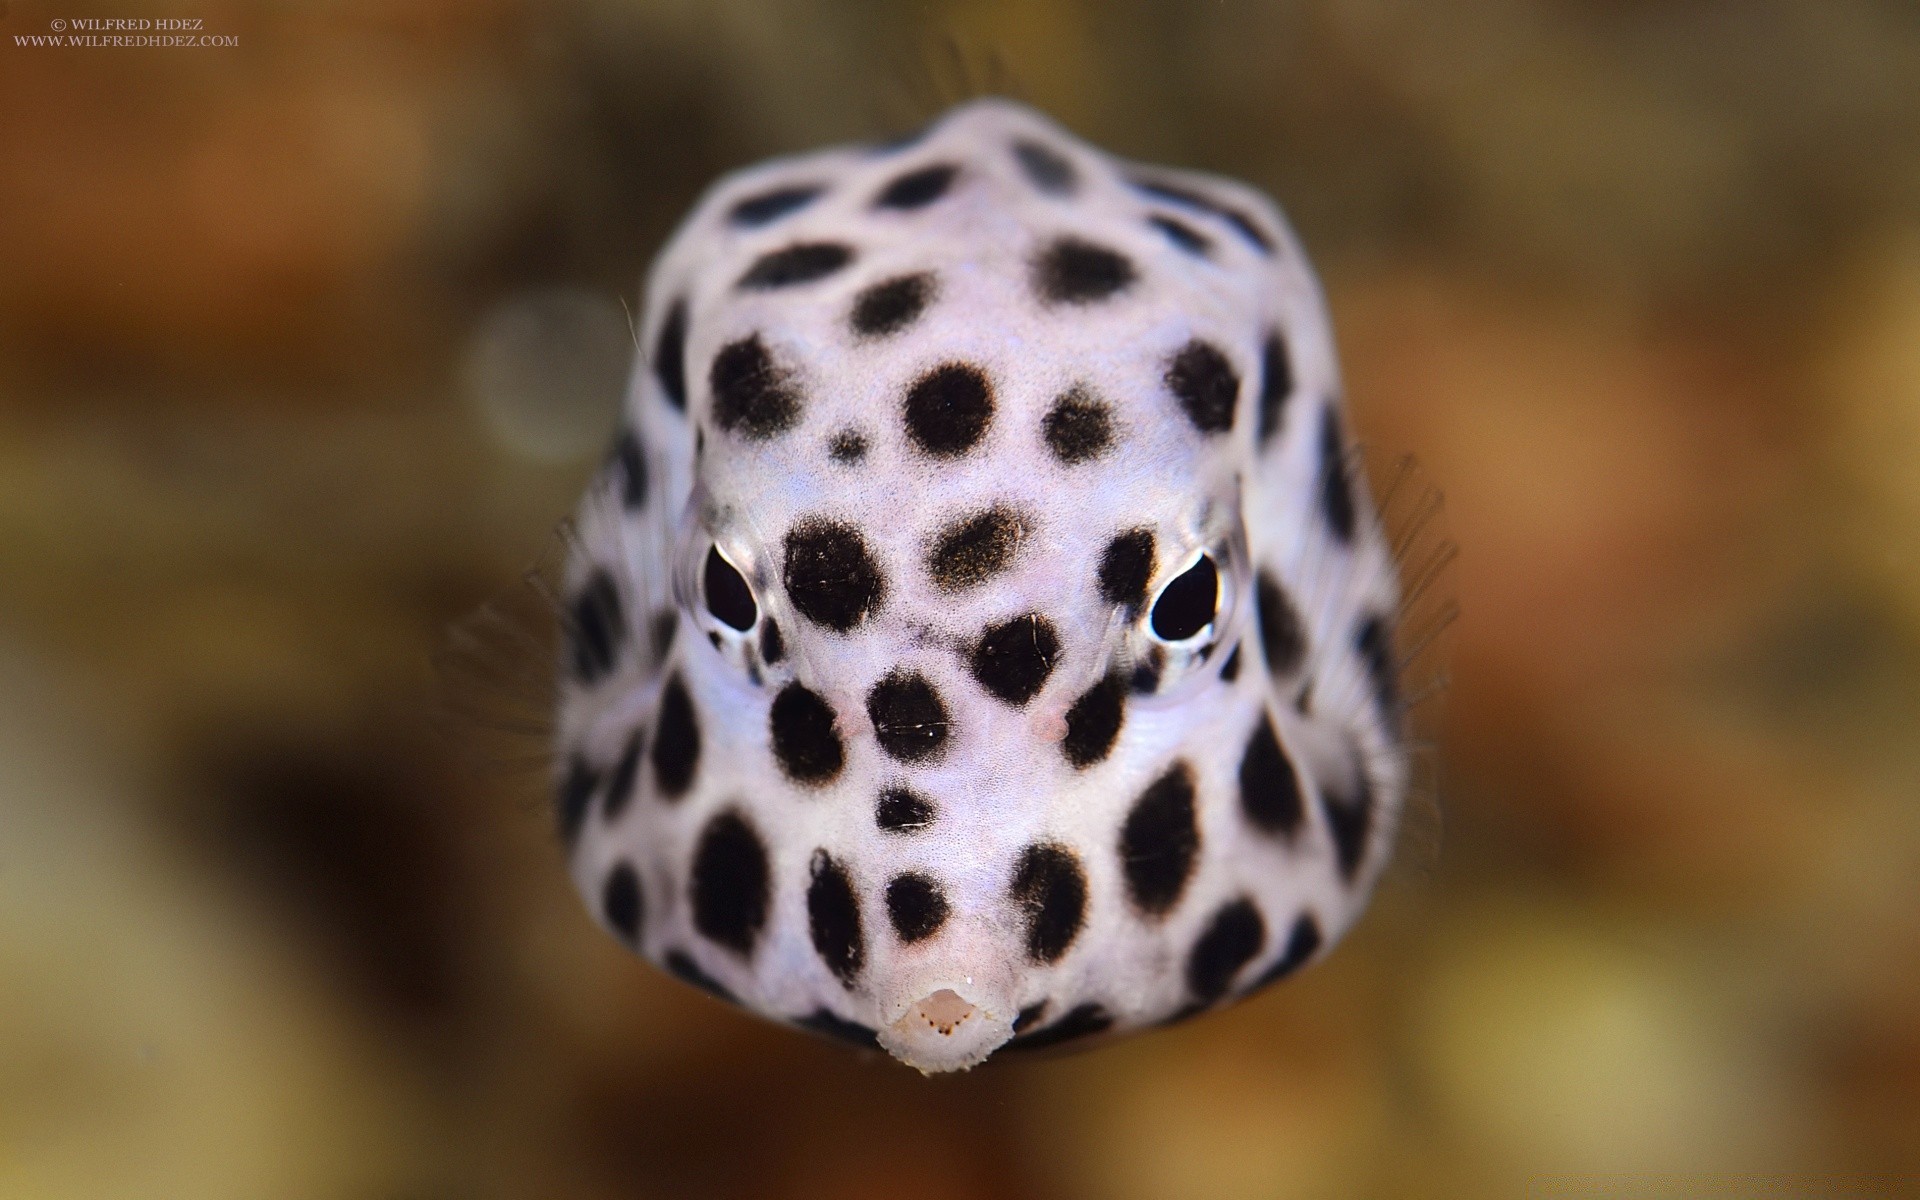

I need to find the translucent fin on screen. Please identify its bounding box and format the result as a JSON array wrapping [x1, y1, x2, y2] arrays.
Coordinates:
[[1279, 441, 1457, 886], [429, 527, 569, 786], [1368, 451, 1459, 885]]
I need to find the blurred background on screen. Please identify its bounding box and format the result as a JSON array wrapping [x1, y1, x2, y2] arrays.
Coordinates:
[[2, 0, 1918, 1195]]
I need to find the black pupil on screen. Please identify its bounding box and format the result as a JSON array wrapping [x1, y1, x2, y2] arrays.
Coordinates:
[[704, 545, 758, 631], [1149, 554, 1218, 641]]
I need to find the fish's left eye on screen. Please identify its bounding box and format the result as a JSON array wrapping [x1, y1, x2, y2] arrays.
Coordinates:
[[1149, 553, 1219, 642], [703, 545, 758, 631]]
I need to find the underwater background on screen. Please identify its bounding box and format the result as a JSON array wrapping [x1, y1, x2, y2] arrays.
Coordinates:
[[2, 0, 1917, 1195]]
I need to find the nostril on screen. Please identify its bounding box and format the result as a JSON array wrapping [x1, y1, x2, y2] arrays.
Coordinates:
[[907, 989, 976, 1037]]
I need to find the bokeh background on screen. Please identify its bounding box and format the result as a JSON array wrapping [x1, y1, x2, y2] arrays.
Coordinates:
[[3, 0, 1919, 1195]]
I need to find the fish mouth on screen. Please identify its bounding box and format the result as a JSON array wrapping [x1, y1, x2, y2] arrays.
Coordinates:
[[878, 984, 1015, 1073]]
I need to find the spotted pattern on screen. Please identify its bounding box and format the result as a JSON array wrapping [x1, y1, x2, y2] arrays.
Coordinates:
[[569, 570, 622, 684], [1098, 529, 1155, 611], [875, 786, 935, 833], [1187, 897, 1264, 1003], [1238, 713, 1303, 837], [1255, 571, 1305, 677], [1032, 236, 1135, 305], [1119, 763, 1200, 917], [807, 851, 865, 986], [1164, 340, 1239, 434], [904, 363, 994, 457], [651, 674, 700, 800], [729, 184, 822, 227], [1042, 387, 1113, 463], [770, 683, 844, 785], [738, 242, 854, 290], [1012, 139, 1077, 194], [602, 729, 644, 823], [875, 163, 958, 209], [691, 811, 771, 956], [970, 614, 1059, 706], [885, 873, 950, 943], [653, 298, 688, 410], [852, 272, 935, 338], [710, 335, 801, 439], [784, 519, 885, 632], [1061, 673, 1126, 768], [928, 506, 1028, 592], [1011, 843, 1087, 964], [867, 671, 951, 763], [603, 861, 642, 941]]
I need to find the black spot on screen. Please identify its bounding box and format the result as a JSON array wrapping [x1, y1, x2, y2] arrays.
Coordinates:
[[807, 850, 865, 986], [1010, 843, 1087, 964], [885, 872, 950, 943], [602, 861, 642, 941], [796, 1009, 880, 1049], [971, 614, 1060, 706], [664, 949, 735, 1002], [874, 163, 957, 209], [1129, 646, 1165, 694], [602, 728, 644, 822], [1012, 1001, 1049, 1033], [1120, 763, 1200, 917], [650, 609, 678, 661], [1150, 554, 1219, 641], [1042, 387, 1113, 463], [653, 298, 688, 411], [866, 671, 950, 763], [1257, 331, 1294, 446], [876, 786, 935, 833], [1003, 1003, 1112, 1052], [709, 334, 801, 439], [568, 570, 623, 685], [827, 429, 868, 463], [1032, 236, 1136, 305], [651, 674, 700, 800], [1319, 407, 1357, 544], [728, 183, 822, 227], [1239, 713, 1303, 837], [737, 241, 854, 289], [904, 363, 994, 457], [1062, 673, 1125, 768], [690, 811, 771, 956], [1149, 214, 1211, 256], [1322, 751, 1375, 882], [1355, 614, 1399, 739], [1165, 339, 1239, 434], [783, 518, 886, 632], [851, 272, 934, 337], [928, 506, 1027, 592], [1255, 572, 1306, 677], [1128, 177, 1276, 254], [1098, 528, 1156, 611], [555, 756, 599, 848], [1249, 913, 1323, 990], [615, 430, 648, 510], [1220, 642, 1242, 682], [1012, 139, 1077, 194], [759, 619, 785, 665], [1187, 897, 1265, 1003], [703, 546, 758, 632], [770, 682, 844, 785]]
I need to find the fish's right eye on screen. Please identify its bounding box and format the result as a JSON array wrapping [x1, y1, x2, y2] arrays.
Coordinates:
[[703, 545, 758, 632]]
